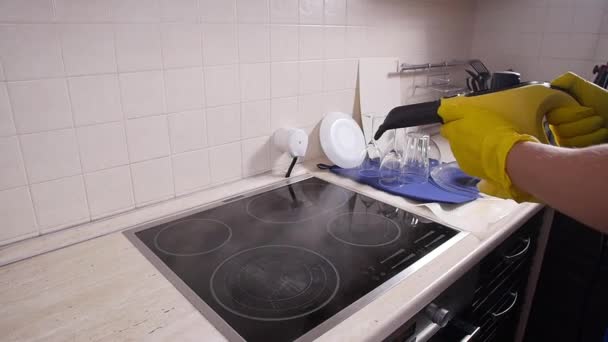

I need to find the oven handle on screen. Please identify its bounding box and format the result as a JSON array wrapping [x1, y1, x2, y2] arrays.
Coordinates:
[[491, 291, 519, 318], [415, 322, 442, 342], [415, 318, 481, 342], [504, 237, 531, 261]]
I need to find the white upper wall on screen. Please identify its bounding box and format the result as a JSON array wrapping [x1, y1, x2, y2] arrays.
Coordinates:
[[471, 0, 608, 82]]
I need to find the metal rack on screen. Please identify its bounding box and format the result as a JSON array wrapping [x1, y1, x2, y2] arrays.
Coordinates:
[[388, 60, 473, 76], [393, 60, 472, 97]]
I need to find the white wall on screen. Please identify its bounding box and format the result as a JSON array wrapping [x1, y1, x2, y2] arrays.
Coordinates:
[[472, 0, 608, 82], [0, 0, 475, 246]]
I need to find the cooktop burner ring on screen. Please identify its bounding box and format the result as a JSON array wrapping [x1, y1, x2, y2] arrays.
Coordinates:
[[210, 245, 340, 321], [327, 212, 402, 247], [245, 183, 350, 224], [153, 219, 232, 256]]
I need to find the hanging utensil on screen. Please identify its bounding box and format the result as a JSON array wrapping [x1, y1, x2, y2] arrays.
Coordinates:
[[469, 60, 491, 91]]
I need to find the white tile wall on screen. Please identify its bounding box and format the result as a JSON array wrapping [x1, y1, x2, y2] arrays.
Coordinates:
[[209, 142, 242, 183], [60, 24, 116, 76], [119, 70, 166, 118], [0, 83, 16, 136], [241, 136, 271, 176], [68, 74, 123, 126], [168, 110, 207, 153], [237, 0, 270, 23], [20, 129, 81, 183], [161, 23, 202, 68], [160, 0, 198, 22], [271, 25, 299, 61], [0, 0, 54, 22], [172, 149, 210, 195], [114, 24, 163, 72], [110, 0, 160, 23], [202, 23, 239, 65], [271, 96, 299, 130], [324, 0, 346, 25], [299, 61, 324, 94], [54, 0, 111, 22], [131, 157, 174, 205], [0, 24, 64, 80], [206, 104, 241, 146], [126, 115, 171, 162], [9, 79, 72, 134], [272, 62, 299, 98], [238, 24, 271, 63], [30, 175, 89, 232], [240, 63, 271, 101], [84, 165, 134, 219], [164, 67, 205, 112], [204, 65, 240, 106], [0, 186, 37, 243], [76, 122, 129, 173], [200, 0, 236, 23], [271, 0, 299, 24], [0, 0, 475, 245], [472, 0, 608, 81], [0, 136, 26, 190], [299, 25, 324, 60], [300, 0, 324, 24], [241, 100, 271, 139]]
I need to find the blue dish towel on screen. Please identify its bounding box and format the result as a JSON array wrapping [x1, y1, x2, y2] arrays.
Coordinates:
[[327, 162, 479, 204]]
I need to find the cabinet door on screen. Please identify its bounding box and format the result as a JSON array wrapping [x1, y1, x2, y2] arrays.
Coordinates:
[[524, 212, 603, 342]]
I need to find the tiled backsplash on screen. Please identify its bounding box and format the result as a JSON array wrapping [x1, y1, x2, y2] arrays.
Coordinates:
[[472, 0, 608, 82], [0, 0, 474, 245]]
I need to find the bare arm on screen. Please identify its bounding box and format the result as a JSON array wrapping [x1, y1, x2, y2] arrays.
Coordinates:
[[506, 142, 608, 232]]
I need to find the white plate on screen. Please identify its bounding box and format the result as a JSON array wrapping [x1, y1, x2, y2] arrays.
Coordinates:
[[320, 112, 366, 168]]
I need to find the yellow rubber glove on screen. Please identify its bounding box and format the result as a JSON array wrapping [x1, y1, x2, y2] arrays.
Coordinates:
[[549, 72, 608, 147], [438, 103, 538, 202], [439, 84, 583, 201]]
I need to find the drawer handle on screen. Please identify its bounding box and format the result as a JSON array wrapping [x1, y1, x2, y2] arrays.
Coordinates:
[[504, 237, 531, 261], [461, 326, 481, 342], [491, 291, 518, 318]]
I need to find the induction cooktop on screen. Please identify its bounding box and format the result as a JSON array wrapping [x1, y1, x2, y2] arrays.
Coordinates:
[[124, 175, 467, 341]]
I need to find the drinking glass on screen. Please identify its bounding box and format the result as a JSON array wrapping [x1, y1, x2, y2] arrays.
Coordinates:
[[400, 133, 430, 184], [379, 129, 404, 187], [359, 114, 384, 177]]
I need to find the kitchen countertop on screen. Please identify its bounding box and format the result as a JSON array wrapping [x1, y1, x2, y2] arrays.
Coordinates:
[[0, 137, 546, 342]]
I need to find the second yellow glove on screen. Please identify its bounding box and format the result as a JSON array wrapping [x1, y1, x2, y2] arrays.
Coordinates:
[[549, 72, 608, 147]]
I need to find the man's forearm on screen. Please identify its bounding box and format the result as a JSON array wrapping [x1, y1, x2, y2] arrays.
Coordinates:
[[506, 142, 608, 232]]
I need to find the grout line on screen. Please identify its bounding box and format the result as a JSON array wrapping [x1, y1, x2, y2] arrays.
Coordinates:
[[4, 86, 40, 233], [111, 22, 139, 208], [234, 2, 245, 182], [58, 34, 93, 223], [156, 22, 176, 200], [198, 6, 211, 184], [50, 0, 57, 22], [3, 59, 353, 84]]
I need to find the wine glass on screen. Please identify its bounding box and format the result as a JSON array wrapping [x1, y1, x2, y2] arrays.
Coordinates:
[[379, 129, 404, 187], [400, 132, 430, 184], [359, 114, 384, 177]]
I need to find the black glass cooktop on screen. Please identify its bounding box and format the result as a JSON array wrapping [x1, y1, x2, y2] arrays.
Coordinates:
[[126, 177, 461, 341]]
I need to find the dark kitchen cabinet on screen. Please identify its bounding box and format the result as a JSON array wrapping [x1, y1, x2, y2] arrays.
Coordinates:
[[524, 212, 607, 342], [430, 210, 543, 342]]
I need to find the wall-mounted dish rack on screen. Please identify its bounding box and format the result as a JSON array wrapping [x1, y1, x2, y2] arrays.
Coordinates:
[[389, 59, 491, 97]]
